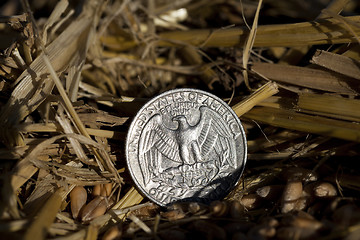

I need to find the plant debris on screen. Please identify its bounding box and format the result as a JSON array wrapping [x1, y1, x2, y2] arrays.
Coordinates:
[[1, 0, 360, 239]]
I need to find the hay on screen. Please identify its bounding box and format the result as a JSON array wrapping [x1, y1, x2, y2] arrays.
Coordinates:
[[1, 0, 360, 239]]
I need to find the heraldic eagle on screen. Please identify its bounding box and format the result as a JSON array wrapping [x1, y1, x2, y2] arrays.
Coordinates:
[[138, 106, 236, 185]]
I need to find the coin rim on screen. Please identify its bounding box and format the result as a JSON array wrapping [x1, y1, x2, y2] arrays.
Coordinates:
[[126, 88, 247, 206]]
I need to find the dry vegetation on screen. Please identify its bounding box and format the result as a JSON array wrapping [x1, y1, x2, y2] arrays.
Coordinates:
[[1, 0, 360, 239]]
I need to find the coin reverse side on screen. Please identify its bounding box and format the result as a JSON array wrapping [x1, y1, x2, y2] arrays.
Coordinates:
[[126, 89, 247, 206]]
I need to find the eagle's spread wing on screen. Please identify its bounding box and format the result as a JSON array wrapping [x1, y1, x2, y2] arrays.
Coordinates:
[[139, 114, 181, 184], [197, 107, 236, 167]]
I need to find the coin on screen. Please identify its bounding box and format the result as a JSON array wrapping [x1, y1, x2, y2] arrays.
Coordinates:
[[126, 89, 247, 206]]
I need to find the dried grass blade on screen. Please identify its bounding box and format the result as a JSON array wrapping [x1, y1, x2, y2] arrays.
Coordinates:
[[112, 187, 143, 210], [41, 0, 69, 44], [55, 109, 89, 164], [251, 62, 359, 95], [40, 45, 120, 180], [0, 2, 102, 147], [11, 133, 122, 192], [24, 187, 66, 240], [242, 0, 263, 90], [232, 81, 278, 117], [128, 214, 152, 234], [311, 50, 360, 80], [243, 106, 360, 142], [10, 134, 66, 191]]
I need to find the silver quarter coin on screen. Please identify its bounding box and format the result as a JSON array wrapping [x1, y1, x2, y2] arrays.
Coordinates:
[[126, 89, 247, 206]]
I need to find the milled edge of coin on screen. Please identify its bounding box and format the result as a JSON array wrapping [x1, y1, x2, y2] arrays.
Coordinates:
[[125, 88, 247, 206]]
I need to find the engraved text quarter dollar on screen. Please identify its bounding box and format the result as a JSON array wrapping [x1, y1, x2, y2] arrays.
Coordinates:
[[126, 89, 247, 206]]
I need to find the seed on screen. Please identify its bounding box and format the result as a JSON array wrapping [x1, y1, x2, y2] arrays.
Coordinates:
[[168, 202, 204, 214], [161, 209, 186, 221], [332, 204, 360, 226], [229, 200, 244, 218], [290, 215, 323, 230], [240, 193, 262, 210], [256, 185, 284, 200], [80, 196, 108, 223], [188, 202, 206, 214], [93, 184, 101, 196], [248, 225, 276, 239], [210, 200, 229, 217], [130, 203, 159, 220], [313, 182, 337, 198], [93, 183, 113, 197], [293, 197, 308, 211], [281, 180, 303, 213], [260, 217, 279, 228], [294, 188, 313, 211], [277, 226, 319, 240], [70, 186, 87, 219], [102, 183, 113, 196], [102, 224, 122, 240]]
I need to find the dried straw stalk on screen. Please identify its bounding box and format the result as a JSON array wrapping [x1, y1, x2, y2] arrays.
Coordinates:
[[243, 106, 360, 142], [102, 16, 360, 50]]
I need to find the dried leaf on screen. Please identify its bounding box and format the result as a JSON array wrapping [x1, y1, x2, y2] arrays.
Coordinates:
[[251, 62, 359, 95], [311, 50, 360, 80]]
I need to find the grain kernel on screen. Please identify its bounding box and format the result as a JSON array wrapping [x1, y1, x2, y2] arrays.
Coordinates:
[[210, 200, 229, 217], [241, 193, 262, 209], [281, 180, 303, 213], [313, 182, 337, 198], [70, 186, 87, 219], [80, 196, 107, 222], [229, 200, 244, 218], [161, 209, 186, 221]]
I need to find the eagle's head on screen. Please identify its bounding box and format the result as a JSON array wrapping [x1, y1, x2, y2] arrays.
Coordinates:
[[172, 115, 189, 129]]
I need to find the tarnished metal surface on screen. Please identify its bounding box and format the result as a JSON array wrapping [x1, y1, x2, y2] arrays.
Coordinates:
[[126, 89, 247, 206]]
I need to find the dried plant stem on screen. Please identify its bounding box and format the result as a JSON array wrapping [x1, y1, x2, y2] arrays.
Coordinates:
[[17, 123, 125, 139], [298, 93, 360, 122], [128, 214, 152, 234], [40, 47, 120, 181], [280, 0, 351, 65], [41, 50, 95, 147], [102, 16, 360, 50], [321, 9, 360, 44], [243, 106, 360, 142], [112, 187, 143, 210], [232, 81, 279, 117], [24, 187, 66, 240]]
